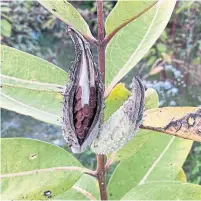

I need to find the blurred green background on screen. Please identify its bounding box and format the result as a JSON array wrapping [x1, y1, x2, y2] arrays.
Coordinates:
[[1, 1, 201, 184]]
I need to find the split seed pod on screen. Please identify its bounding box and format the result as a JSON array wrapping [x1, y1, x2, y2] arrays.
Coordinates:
[[91, 77, 145, 154], [62, 27, 104, 153]]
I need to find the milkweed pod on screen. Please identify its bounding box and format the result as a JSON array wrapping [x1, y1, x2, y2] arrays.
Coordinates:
[[62, 27, 104, 153], [91, 77, 145, 154]]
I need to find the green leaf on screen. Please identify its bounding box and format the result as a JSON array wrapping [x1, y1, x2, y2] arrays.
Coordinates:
[[38, 0, 94, 40], [1, 45, 67, 87], [156, 43, 167, 53], [54, 174, 100, 200], [1, 138, 83, 200], [121, 182, 201, 200], [1, 45, 67, 125], [1, 19, 12, 38], [176, 169, 187, 183], [107, 133, 192, 200], [104, 83, 131, 121], [1, 87, 61, 125], [105, 1, 156, 35], [144, 88, 159, 110], [105, 0, 176, 91]]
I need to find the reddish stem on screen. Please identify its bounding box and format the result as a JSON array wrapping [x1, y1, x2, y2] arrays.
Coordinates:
[[96, 0, 107, 200], [96, 154, 107, 200], [97, 0, 106, 80]]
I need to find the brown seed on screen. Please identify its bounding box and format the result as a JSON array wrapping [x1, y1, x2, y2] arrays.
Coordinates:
[[75, 100, 82, 111], [75, 120, 82, 129], [83, 118, 89, 127], [76, 110, 85, 121], [83, 104, 90, 117], [89, 99, 96, 108]]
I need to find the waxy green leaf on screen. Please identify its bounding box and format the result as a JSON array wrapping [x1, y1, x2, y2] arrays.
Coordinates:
[[105, 0, 176, 95], [105, 1, 156, 35], [54, 174, 100, 200], [107, 134, 192, 200], [121, 182, 201, 200], [1, 138, 83, 200], [38, 0, 94, 40], [104, 83, 131, 121], [1, 19, 12, 38], [1, 45, 67, 125], [144, 88, 159, 110]]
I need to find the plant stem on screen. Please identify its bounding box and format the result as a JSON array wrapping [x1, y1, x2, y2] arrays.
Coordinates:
[[96, 155, 107, 200], [96, 0, 107, 200], [97, 0, 106, 80]]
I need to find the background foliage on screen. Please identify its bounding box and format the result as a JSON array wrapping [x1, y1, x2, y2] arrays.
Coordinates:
[[1, 0, 201, 186]]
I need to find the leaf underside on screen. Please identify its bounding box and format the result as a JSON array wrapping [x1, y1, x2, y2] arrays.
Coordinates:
[[1, 45, 67, 125], [121, 182, 201, 200], [1, 138, 83, 200], [38, 0, 93, 39], [105, 0, 176, 93]]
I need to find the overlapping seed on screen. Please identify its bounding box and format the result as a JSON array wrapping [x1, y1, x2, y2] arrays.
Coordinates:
[[74, 86, 96, 144]]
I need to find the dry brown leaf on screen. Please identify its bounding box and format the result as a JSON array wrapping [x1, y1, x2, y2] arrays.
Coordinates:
[[142, 107, 201, 142]]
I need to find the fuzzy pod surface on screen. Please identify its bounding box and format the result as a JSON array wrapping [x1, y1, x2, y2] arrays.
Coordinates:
[[62, 27, 104, 153], [91, 77, 145, 154]]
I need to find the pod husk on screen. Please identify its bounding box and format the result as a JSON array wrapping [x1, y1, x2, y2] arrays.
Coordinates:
[[91, 77, 145, 154], [62, 28, 104, 153]]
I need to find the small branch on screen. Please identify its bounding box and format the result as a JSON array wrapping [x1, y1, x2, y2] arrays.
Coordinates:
[[85, 35, 99, 46], [73, 186, 97, 200], [0, 166, 94, 179], [85, 170, 97, 178], [103, 1, 158, 45]]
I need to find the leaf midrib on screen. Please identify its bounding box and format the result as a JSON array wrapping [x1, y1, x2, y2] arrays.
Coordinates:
[[138, 136, 176, 185], [1, 92, 60, 119], [105, 0, 162, 96], [1, 74, 65, 92]]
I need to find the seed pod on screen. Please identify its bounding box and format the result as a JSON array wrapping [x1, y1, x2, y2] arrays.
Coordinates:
[[91, 77, 145, 154], [62, 27, 104, 153]]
